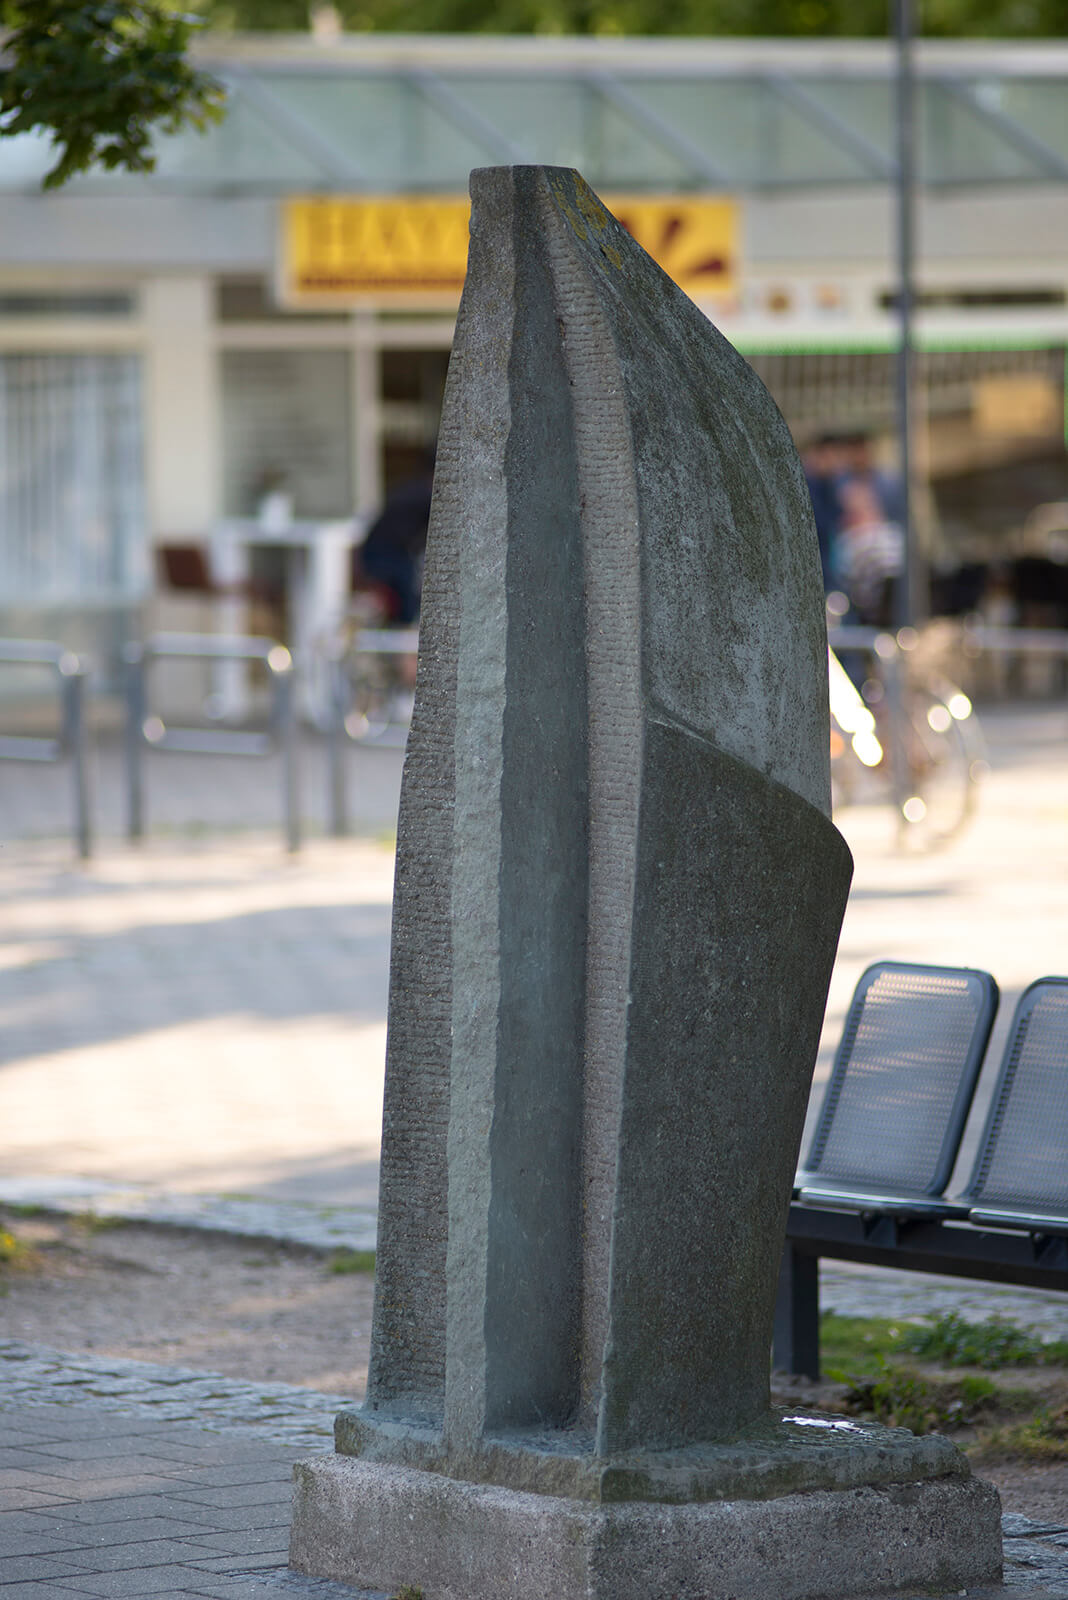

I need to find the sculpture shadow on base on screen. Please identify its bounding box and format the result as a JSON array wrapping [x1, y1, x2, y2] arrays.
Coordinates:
[[290, 164, 1002, 1600]]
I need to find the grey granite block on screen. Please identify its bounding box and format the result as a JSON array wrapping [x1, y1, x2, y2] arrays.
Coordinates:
[[291, 1455, 1002, 1600]]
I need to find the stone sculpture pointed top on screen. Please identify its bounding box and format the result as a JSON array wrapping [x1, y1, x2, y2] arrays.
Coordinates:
[[496, 165, 832, 817], [294, 168, 1002, 1600], [360, 161, 850, 1462]]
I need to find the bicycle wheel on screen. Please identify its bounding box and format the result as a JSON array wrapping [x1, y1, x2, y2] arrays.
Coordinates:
[[895, 679, 984, 847], [340, 651, 396, 744]]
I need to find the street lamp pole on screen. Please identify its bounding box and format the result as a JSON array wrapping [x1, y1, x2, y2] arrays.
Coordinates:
[[894, 0, 918, 629]]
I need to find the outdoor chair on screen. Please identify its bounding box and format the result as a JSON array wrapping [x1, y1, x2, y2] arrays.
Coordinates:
[[960, 977, 1068, 1234], [157, 542, 285, 640], [795, 960, 1000, 1218]]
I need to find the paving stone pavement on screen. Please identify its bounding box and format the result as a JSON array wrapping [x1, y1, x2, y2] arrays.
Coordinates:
[[0, 1179, 378, 1255], [1, 1360, 1068, 1598], [0, 1396, 390, 1599]]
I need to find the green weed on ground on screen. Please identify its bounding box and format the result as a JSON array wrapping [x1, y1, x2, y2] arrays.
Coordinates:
[[821, 1310, 1068, 1376], [69, 1210, 128, 1235], [972, 1403, 1068, 1463], [819, 1313, 909, 1377], [819, 1310, 1068, 1457], [900, 1310, 1068, 1369], [842, 1366, 1002, 1434], [0, 1227, 42, 1279], [327, 1248, 376, 1275]]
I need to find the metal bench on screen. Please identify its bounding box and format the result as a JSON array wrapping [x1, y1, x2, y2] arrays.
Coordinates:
[[776, 960, 1005, 1378], [961, 977, 1068, 1235], [776, 974, 1068, 1379]]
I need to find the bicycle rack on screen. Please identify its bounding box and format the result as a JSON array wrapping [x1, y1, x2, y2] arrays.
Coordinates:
[[324, 626, 419, 837], [0, 639, 92, 860], [123, 633, 300, 853]]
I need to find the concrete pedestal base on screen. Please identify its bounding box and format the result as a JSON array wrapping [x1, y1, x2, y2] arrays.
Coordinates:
[[290, 1455, 1002, 1600]]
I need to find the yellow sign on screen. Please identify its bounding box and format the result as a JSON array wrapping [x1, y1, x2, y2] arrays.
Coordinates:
[[281, 194, 737, 306], [610, 195, 736, 299]]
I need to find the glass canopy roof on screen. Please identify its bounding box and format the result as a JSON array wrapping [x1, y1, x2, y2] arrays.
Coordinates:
[[5, 36, 1068, 196]]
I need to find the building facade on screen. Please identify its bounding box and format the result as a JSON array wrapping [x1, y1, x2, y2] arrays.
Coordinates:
[[2, 33, 1067, 660]]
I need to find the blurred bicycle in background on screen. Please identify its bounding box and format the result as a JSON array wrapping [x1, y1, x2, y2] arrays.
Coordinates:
[[828, 598, 987, 849]]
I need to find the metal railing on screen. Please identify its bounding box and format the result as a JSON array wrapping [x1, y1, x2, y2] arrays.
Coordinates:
[[0, 639, 92, 859], [123, 633, 300, 852], [323, 626, 419, 837]]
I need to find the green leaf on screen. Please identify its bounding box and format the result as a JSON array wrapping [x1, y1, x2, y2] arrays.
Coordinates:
[[0, 0, 226, 190]]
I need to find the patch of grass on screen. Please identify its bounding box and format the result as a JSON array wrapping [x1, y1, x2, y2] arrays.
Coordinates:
[[390, 1588, 424, 1600], [819, 1313, 911, 1378], [0, 1227, 42, 1274], [900, 1311, 1068, 1370], [69, 1210, 127, 1235], [1, 1203, 46, 1219], [820, 1309, 1068, 1379], [972, 1402, 1068, 1463], [327, 1248, 376, 1275], [843, 1364, 999, 1435]]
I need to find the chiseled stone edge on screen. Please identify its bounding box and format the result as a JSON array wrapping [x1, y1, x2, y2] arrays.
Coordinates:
[[290, 1455, 1002, 1600], [333, 1404, 971, 1506]]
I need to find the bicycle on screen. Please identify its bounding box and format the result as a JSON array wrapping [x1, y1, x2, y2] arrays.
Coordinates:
[[326, 607, 419, 748], [828, 622, 987, 848]]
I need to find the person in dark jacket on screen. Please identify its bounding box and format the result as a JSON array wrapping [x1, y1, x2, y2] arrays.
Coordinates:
[[355, 454, 434, 625], [803, 433, 848, 590]]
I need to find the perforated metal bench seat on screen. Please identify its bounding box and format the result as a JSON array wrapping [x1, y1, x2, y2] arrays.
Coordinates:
[[960, 978, 1068, 1238], [794, 960, 999, 1213], [775, 974, 1068, 1380]]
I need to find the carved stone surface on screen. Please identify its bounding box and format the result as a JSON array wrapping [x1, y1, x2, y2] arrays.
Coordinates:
[[292, 1457, 1002, 1600], [290, 165, 1002, 1597]]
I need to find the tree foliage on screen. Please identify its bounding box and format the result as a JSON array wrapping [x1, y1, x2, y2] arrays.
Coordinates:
[[194, 0, 1068, 35], [1, 0, 1062, 193], [0, 2, 225, 190]]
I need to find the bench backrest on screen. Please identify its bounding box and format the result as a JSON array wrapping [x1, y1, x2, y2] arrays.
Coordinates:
[[962, 977, 1068, 1217], [802, 961, 999, 1197]]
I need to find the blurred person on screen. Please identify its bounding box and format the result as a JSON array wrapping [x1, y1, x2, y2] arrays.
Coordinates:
[[839, 430, 905, 530], [835, 476, 905, 628], [802, 433, 848, 590], [353, 450, 435, 626]]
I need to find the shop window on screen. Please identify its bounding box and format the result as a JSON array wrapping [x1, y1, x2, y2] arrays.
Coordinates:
[[381, 349, 449, 492], [220, 348, 353, 519], [0, 353, 145, 606]]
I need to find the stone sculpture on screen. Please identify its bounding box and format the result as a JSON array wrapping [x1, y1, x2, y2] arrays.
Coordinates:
[[291, 165, 1002, 1599]]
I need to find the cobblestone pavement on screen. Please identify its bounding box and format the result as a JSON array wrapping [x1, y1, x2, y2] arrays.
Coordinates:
[[0, 1179, 378, 1254], [0, 1340, 347, 1453], [1, 1346, 1068, 1598]]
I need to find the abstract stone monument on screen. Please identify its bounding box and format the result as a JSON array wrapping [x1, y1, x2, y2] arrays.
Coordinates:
[[291, 166, 1002, 1599]]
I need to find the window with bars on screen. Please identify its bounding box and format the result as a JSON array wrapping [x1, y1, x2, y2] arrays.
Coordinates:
[[0, 353, 146, 607]]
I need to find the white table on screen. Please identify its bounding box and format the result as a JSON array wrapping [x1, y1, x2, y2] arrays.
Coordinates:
[[209, 513, 364, 724]]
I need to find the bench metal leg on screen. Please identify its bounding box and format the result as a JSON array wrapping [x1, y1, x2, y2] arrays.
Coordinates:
[[773, 1243, 820, 1380]]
